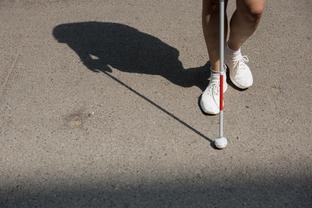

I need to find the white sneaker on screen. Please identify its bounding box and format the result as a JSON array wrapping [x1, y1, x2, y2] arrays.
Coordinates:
[[225, 45, 253, 89], [200, 71, 228, 115]]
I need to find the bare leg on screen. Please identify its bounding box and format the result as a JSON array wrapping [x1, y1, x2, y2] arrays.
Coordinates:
[[202, 0, 228, 71], [228, 0, 265, 50]]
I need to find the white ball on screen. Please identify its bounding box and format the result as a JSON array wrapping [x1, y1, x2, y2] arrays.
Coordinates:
[[214, 137, 228, 149]]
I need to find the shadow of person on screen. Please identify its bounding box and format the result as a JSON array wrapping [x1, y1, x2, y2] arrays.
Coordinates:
[[53, 22, 210, 90]]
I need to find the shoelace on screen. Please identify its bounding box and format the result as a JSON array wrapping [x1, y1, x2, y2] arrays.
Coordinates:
[[206, 79, 220, 97], [232, 55, 249, 71], [207, 66, 227, 98]]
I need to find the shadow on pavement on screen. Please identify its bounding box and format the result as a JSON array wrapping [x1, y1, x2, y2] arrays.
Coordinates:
[[1, 176, 311, 207], [52, 21, 215, 144], [52, 21, 210, 91]]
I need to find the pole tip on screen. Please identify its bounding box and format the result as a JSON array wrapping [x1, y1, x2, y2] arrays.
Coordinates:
[[214, 137, 228, 149]]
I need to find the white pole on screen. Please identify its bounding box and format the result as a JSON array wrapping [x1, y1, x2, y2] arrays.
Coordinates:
[[214, 0, 228, 149], [219, 0, 225, 138]]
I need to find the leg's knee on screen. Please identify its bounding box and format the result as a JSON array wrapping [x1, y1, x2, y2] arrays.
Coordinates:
[[240, 2, 265, 23], [248, 6, 265, 22]]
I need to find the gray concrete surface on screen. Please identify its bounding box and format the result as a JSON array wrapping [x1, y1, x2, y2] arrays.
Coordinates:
[[0, 0, 311, 207]]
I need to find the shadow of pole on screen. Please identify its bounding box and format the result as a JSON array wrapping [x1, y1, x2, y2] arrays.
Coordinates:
[[102, 71, 213, 144], [52, 21, 214, 145]]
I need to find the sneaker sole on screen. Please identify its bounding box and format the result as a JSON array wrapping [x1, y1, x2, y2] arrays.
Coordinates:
[[229, 72, 251, 90]]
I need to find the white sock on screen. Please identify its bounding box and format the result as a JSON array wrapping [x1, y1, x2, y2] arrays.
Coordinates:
[[210, 69, 220, 81], [226, 43, 241, 57]]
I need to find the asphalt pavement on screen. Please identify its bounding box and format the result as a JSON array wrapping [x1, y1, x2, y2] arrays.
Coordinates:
[[0, 0, 311, 207]]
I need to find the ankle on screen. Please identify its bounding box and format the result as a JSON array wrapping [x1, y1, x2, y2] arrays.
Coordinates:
[[227, 42, 241, 54], [210, 69, 220, 80]]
